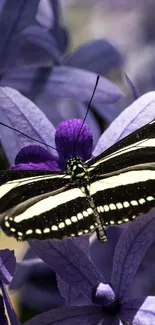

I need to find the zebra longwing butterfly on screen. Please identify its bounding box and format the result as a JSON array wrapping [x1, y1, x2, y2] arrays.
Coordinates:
[[1, 118, 155, 242]]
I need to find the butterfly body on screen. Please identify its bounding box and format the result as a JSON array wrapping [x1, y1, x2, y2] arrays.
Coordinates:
[[1, 120, 155, 242]]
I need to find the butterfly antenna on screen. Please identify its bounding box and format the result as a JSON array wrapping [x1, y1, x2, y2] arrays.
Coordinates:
[[73, 75, 100, 156], [0, 122, 64, 156]]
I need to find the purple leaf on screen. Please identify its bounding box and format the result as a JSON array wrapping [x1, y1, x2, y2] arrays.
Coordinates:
[[0, 0, 40, 72], [65, 39, 124, 74], [121, 297, 155, 324], [24, 305, 103, 325], [94, 91, 155, 156], [0, 250, 16, 285], [29, 238, 104, 300], [1, 66, 123, 104], [0, 87, 56, 164], [111, 208, 155, 299], [1, 282, 20, 325]]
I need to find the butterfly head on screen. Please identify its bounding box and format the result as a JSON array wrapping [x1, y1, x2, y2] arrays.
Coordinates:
[[66, 157, 88, 180]]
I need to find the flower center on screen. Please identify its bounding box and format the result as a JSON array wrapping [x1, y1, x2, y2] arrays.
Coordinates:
[[102, 299, 121, 316]]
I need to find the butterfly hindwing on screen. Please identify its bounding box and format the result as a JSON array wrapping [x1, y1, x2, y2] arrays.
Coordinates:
[[90, 163, 155, 226]]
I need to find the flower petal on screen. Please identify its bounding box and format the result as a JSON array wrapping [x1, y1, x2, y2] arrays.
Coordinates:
[[0, 0, 40, 72], [55, 119, 93, 169], [64, 39, 124, 74], [20, 25, 61, 66], [29, 238, 104, 300], [1, 66, 122, 105], [0, 293, 8, 325], [121, 296, 155, 325], [0, 87, 56, 164], [1, 282, 20, 325], [47, 66, 123, 104], [90, 226, 125, 282], [0, 250, 16, 285], [11, 145, 60, 171], [93, 91, 155, 156], [111, 208, 155, 299], [23, 305, 103, 325], [56, 236, 90, 304]]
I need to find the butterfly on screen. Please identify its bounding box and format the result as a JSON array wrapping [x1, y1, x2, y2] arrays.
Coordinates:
[[1, 118, 155, 242]]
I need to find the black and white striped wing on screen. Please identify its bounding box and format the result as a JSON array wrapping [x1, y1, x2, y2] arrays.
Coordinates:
[[88, 119, 155, 175], [0, 170, 96, 240], [88, 119, 155, 226]]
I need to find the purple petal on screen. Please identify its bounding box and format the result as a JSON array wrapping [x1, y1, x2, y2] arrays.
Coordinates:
[[0, 293, 8, 325], [24, 305, 103, 325], [93, 92, 155, 156], [65, 39, 124, 75], [11, 145, 60, 171], [93, 102, 123, 124], [20, 26, 61, 66], [121, 297, 155, 324], [1, 66, 122, 104], [56, 274, 79, 305], [90, 226, 125, 282], [1, 282, 20, 325], [46, 66, 123, 104], [111, 208, 155, 299], [29, 238, 104, 300], [0, 250, 16, 285], [0, 87, 56, 164], [124, 72, 140, 100], [56, 236, 90, 304], [39, 0, 69, 53], [0, 0, 40, 72], [59, 100, 101, 147], [55, 119, 93, 168]]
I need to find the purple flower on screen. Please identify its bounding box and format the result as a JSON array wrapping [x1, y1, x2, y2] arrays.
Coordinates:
[[0, 0, 124, 150], [23, 209, 155, 325], [0, 249, 20, 325], [11, 118, 93, 171]]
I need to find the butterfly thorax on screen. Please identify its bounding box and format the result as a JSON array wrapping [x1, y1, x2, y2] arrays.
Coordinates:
[[67, 157, 89, 183]]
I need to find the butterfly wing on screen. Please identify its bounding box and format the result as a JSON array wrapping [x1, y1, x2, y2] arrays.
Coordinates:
[[88, 119, 155, 227], [88, 119, 155, 175], [0, 170, 96, 240]]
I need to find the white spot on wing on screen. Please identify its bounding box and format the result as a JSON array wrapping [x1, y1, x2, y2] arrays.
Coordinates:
[[71, 216, 78, 223], [52, 225, 58, 231]]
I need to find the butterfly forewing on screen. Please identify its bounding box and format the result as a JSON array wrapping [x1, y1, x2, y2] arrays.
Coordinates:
[[0, 170, 96, 240], [88, 119, 155, 176]]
